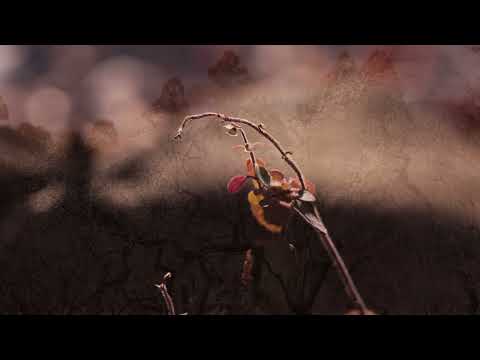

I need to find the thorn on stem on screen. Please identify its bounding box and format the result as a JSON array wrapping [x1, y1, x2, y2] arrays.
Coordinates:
[[164, 272, 172, 281], [174, 130, 183, 141]]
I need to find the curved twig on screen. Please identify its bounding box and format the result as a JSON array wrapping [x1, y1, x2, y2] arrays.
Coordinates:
[[174, 112, 306, 193], [236, 127, 262, 189]]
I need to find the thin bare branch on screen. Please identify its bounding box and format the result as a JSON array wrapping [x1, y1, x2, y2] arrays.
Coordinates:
[[155, 272, 176, 315], [175, 112, 306, 193]]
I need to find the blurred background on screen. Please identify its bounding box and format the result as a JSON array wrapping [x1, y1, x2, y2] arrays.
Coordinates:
[[4, 45, 480, 129], [1, 45, 480, 314]]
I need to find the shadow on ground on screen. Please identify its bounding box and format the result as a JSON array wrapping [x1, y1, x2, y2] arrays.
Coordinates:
[[0, 133, 478, 315]]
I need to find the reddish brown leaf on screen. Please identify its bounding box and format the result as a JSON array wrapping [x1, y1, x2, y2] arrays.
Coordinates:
[[227, 175, 248, 193]]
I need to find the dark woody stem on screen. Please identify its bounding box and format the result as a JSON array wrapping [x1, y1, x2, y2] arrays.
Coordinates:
[[293, 205, 368, 314]]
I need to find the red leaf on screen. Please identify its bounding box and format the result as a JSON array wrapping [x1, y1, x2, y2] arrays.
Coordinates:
[[227, 175, 248, 194]]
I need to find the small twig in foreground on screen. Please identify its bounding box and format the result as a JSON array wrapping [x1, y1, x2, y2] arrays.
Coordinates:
[[155, 272, 176, 315]]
